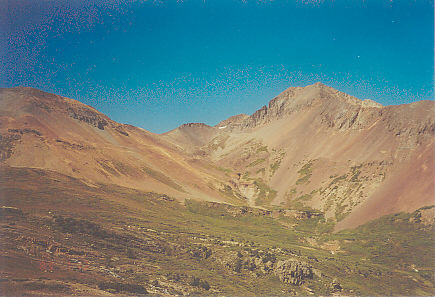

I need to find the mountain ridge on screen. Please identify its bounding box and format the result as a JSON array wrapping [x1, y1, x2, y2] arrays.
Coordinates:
[[1, 83, 434, 230], [168, 82, 433, 136], [0, 86, 236, 203], [161, 83, 434, 229]]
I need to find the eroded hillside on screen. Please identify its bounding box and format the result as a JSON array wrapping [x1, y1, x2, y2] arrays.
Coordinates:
[[163, 83, 435, 229]]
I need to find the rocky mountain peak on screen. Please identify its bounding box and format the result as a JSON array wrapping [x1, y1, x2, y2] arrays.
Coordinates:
[[216, 114, 250, 129], [178, 123, 213, 130], [230, 83, 387, 130], [361, 99, 383, 108]]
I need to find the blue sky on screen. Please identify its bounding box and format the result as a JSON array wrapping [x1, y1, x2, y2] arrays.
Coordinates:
[[1, 0, 433, 133]]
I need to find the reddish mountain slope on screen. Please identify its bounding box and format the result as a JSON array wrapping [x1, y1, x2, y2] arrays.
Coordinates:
[[164, 83, 435, 228], [0, 87, 232, 203]]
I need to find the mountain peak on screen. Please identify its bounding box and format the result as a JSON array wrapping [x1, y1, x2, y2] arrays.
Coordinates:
[[312, 81, 326, 87], [282, 82, 384, 108], [216, 114, 250, 129], [361, 99, 383, 108], [163, 122, 214, 136], [178, 122, 213, 129], [223, 83, 388, 131], [0, 86, 62, 103]]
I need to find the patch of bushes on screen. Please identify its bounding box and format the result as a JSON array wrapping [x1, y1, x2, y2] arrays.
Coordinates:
[[166, 273, 210, 291], [166, 272, 185, 282], [270, 160, 281, 174], [53, 216, 109, 238], [189, 245, 212, 259], [256, 167, 266, 174], [254, 179, 277, 206], [8, 128, 42, 136], [296, 161, 313, 185], [189, 276, 210, 290], [256, 145, 269, 153], [98, 282, 147, 294], [23, 281, 70, 292], [328, 174, 347, 187], [270, 151, 285, 176], [248, 158, 266, 167]]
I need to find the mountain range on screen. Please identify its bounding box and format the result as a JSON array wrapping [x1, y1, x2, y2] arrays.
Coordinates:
[[0, 83, 434, 296], [1, 83, 433, 228]]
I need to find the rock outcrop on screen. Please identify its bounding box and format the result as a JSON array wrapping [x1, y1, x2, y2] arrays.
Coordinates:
[[274, 259, 314, 285]]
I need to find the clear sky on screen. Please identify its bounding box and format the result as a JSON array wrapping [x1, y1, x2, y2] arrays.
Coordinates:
[[1, 0, 433, 133]]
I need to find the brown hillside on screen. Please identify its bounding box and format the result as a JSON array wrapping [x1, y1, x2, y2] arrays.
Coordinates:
[[0, 87, 234, 203], [163, 83, 435, 229]]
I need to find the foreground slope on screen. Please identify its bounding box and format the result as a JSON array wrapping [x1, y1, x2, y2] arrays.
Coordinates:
[[0, 166, 433, 296], [164, 83, 435, 229], [0, 87, 236, 203]]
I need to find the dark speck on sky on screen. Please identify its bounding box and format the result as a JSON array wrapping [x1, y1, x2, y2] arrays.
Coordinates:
[[1, 0, 433, 133]]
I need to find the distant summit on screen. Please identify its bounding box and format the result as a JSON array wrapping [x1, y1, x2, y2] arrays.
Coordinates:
[[209, 82, 385, 131]]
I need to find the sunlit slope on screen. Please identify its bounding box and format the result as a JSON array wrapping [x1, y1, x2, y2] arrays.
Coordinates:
[[0, 87, 231, 203], [164, 83, 435, 228]]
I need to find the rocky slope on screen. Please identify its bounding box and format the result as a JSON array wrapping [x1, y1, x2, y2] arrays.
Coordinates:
[[164, 82, 435, 229], [1, 166, 433, 296]]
